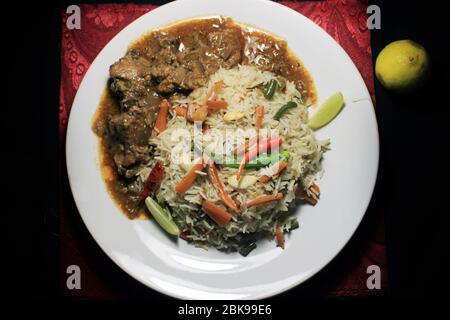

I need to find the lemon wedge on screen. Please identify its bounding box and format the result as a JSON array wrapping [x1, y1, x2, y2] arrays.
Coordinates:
[[308, 92, 344, 130]]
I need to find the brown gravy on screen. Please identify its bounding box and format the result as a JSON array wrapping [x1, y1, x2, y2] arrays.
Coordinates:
[[92, 17, 316, 219]]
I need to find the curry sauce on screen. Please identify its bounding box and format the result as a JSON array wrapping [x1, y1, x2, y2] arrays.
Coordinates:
[[92, 17, 316, 218]]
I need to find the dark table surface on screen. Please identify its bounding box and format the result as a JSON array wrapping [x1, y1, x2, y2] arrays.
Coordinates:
[[4, 0, 448, 300]]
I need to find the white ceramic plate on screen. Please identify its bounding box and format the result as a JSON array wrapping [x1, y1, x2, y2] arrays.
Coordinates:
[[66, 0, 379, 299]]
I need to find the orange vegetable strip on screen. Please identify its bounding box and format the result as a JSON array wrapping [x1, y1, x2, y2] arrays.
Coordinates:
[[275, 228, 285, 249], [174, 105, 187, 117], [295, 184, 318, 206], [202, 200, 232, 227], [154, 99, 170, 134], [208, 161, 239, 213], [232, 195, 241, 210], [246, 192, 283, 208], [310, 183, 321, 196], [258, 160, 288, 183], [192, 105, 208, 122], [255, 105, 264, 129], [304, 194, 318, 206], [205, 80, 224, 103], [186, 102, 207, 122], [233, 136, 259, 156], [237, 137, 282, 181], [233, 139, 249, 156], [175, 158, 204, 193], [206, 99, 228, 109]]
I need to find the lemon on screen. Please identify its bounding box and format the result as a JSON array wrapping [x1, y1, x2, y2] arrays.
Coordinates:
[[309, 92, 344, 130], [375, 40, 429, 92]]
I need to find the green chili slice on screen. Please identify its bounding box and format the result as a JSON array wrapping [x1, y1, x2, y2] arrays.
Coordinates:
[[223, 150, 289, 169], [264, 79, 279, 100], [273, 101, 298, 120], [239, 242, 257, 257]]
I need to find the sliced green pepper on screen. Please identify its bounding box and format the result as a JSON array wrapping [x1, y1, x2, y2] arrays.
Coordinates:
[[145, 197, 180, 236], [223, 150, 289, 169], [273, 101, 298, 120], [239, 242, 257, 257], [288, 219, 299, 232], [264, 79, 279, 100]]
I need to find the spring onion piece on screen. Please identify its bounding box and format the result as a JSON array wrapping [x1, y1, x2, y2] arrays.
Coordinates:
[[264, 79, 279, 99], [239, 242, 257, 257], [293, 94, 305, 105], [273, 101, 297, 120], [144, 197, 180, 236], [224, 150, 289, 169]]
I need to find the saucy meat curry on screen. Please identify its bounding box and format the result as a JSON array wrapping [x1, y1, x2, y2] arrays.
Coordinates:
[[92, 17, 316, 218]]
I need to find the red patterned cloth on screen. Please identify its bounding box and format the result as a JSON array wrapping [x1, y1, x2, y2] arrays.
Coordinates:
[[59, 1, 387, 298]]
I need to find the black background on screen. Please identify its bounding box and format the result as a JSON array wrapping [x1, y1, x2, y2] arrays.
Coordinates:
[[4, 0, 448, 302]]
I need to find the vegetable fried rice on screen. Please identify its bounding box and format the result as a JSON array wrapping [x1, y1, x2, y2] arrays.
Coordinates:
[[137, 65, 329, 255]]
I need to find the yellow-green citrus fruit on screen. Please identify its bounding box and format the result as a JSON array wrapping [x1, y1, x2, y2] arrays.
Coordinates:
[[309, 92, 344, 130], [375, 40, 429, 92]]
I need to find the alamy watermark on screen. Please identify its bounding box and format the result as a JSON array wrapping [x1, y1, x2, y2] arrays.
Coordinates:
[[366, 264, 381, 290], [367, 5, 381, 30], [66, 265, 81, 290], [167, 125, 281, 166], [66, 5, 81, 30]]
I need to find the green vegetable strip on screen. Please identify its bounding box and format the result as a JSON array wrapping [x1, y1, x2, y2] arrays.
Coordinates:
[[288, 219, 299, 232], [145, 197, 180, 236], [264, 79, 279, 100], [273, 101, 298, 120], [239, 242, 257, 257], [223, 150, 289, 169]]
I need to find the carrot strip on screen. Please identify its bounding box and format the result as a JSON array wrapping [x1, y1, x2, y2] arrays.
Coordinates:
[[304, 195, 318, 206], [174, 105, 187, 117], [233, 139, 249, 156], [310, 183, 321, 197], [237, 137, 282, 181], [255, 105, 264, 129], [175, 158, 204, 193], [232, 195, 241, 210], [208, 161, 239, 213], [206, 99, 228, 109], [202, 200, 232, 227], [233, 136, 258, 156], [179, 231, 190, 241], [205, 80, 224, 103], [295, 184, 318, 206], [246, 192, 283, 208], [275, 228, 285, 249], [154, 100, 170, 134], [192, 105, 208, 122], [186, 102, 208, 122], [258, 160, 287, 183]]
